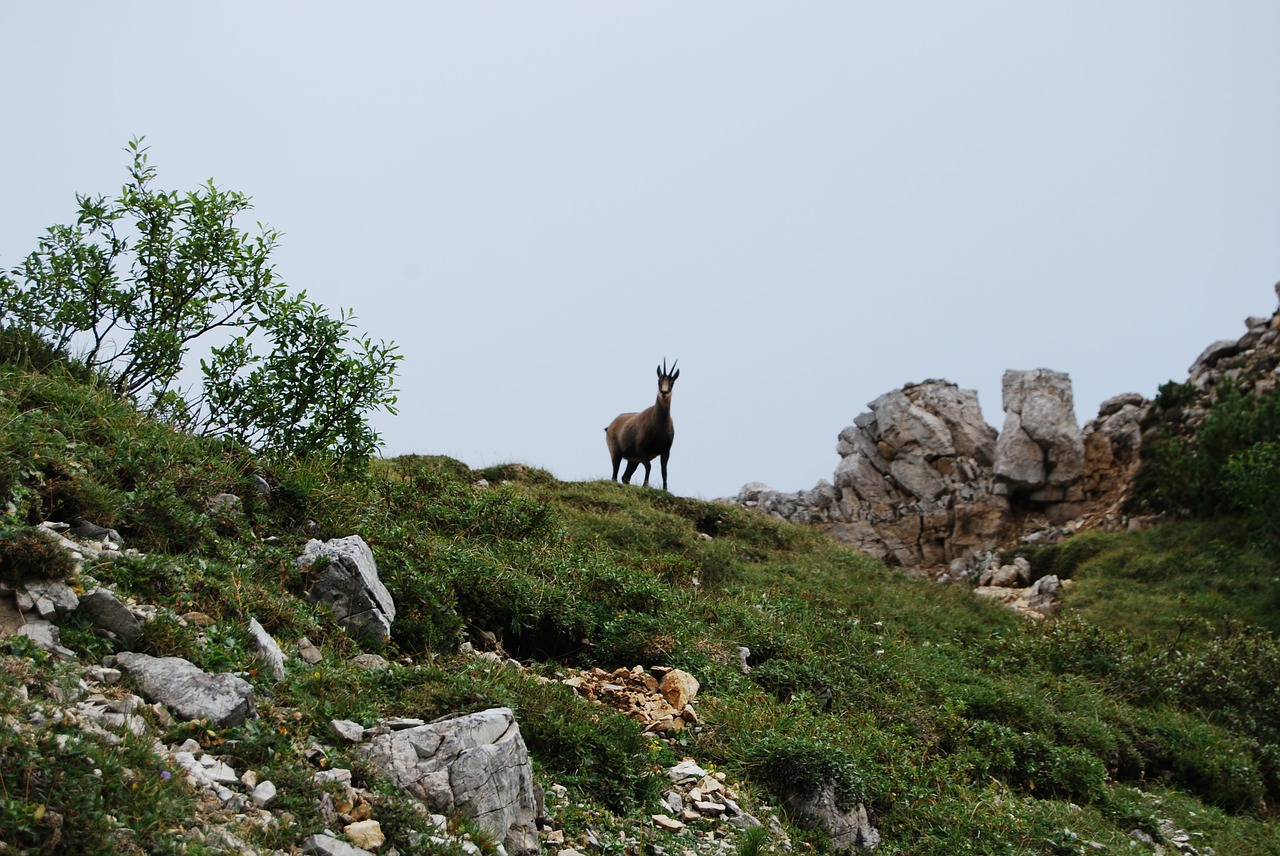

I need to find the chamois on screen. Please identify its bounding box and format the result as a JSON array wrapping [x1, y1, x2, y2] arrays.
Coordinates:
[[605, 359, 680, 490]]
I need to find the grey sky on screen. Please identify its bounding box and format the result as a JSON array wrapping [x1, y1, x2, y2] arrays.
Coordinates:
[[3, 3, 1278, 500]]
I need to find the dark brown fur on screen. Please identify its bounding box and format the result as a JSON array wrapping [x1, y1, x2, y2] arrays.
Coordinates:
[[605, 359, 680, 490]]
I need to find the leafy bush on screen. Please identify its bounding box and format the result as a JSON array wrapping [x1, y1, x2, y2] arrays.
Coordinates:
[[1222, 440, 1280, 536], [1135, 382, 1280, 518], [960, 720, 1107, 802], [0, 138, 400, 466]]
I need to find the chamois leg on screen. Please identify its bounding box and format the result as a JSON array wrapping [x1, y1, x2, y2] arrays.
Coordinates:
[[660, 451, 670, 491], [611, 452, 623, 482], [640, 461, 652, 487], [621, 460, 640, 485]]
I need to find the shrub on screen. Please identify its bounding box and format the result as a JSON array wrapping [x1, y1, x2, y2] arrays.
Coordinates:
[[593, 611, 680, 666], [444, 546, 592, 661], [0, 138, 400, 467], [1134, 710, 1265, 813], [960, 720, 1107, 803], [751, 659, 837, 709], [500, 677, 663, 813], [1135, 382, 1280, 518], [746, 733, 866, 810], [378, 559, 463, 656], [0, 525, 78, 586], [1222, 440, 1280, 536]]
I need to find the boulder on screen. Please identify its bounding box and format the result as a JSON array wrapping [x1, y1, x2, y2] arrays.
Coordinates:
[[16, 579, 79, 621], [302, 834, 374, 856], [978, 557, 1030, 588], [1190, 339, 1241, 373], [994, 369, 1084, 493], [248, 617, 286, 681], [77, 589, 144, 647], [69, 520, 122, 545], [783, 781, 879, 852], [18, 620, 76, 658], [297, 636, 325, 664], [343, 820, 385, 851], [297, 536, 396, 648], [734, 482, 775, 507], [659, 669, 700, 709], [361, 707, 540, 855], [1024, 574, 1065, 616], [113, 652, 256, 727], [868, 388, 956, 461], [332, 719, 366, 743], [0, 596, 25, 636]]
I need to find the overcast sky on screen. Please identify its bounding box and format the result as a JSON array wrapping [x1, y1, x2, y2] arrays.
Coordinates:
[[3, 3, 1278, 499]]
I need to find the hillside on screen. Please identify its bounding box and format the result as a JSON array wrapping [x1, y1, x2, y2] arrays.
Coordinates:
[[2, 341, 1279, 854]]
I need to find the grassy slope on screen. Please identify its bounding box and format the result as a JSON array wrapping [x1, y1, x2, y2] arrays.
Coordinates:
[[1, 361, 1278, 854]]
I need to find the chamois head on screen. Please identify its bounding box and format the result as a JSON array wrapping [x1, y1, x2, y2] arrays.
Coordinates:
[[656, 358, 680, 403]]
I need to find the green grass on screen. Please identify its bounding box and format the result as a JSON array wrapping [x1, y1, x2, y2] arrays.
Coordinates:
[[1013, 522, 1280, 637], [2, 356, 1279, 854]]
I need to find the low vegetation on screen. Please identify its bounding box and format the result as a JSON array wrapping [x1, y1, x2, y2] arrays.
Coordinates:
[[1, 347, 1277, 854]]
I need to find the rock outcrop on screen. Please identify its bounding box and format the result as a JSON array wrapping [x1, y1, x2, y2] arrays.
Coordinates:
[[993, 368, 1085, 509], [361, 707, 541, 855], [728, 374, 1138, 573], [1169, 306, 1280, 431], [822, 380, 1008, 568], [1078, 393, 1147, 527], [729, 285, 1280, 579], [113, 652, 257, 727], [783, 781, 880, 853], [297, 535, 396, 648]]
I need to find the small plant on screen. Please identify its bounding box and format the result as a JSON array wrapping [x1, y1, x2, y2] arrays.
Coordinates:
[[0, 524, 77, 585], [735, 825, 770, 856], [750, 659, 836, 709], [745, 734, 866, 811], [0, 324, 94, 382], [960, 720, 1107, 803]]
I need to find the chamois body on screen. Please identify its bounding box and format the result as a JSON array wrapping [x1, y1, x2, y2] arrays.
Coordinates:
[[606, 360, 679, 490]]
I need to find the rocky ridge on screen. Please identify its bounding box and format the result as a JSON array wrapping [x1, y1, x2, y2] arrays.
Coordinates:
[[726, 285, 1280, 605]]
